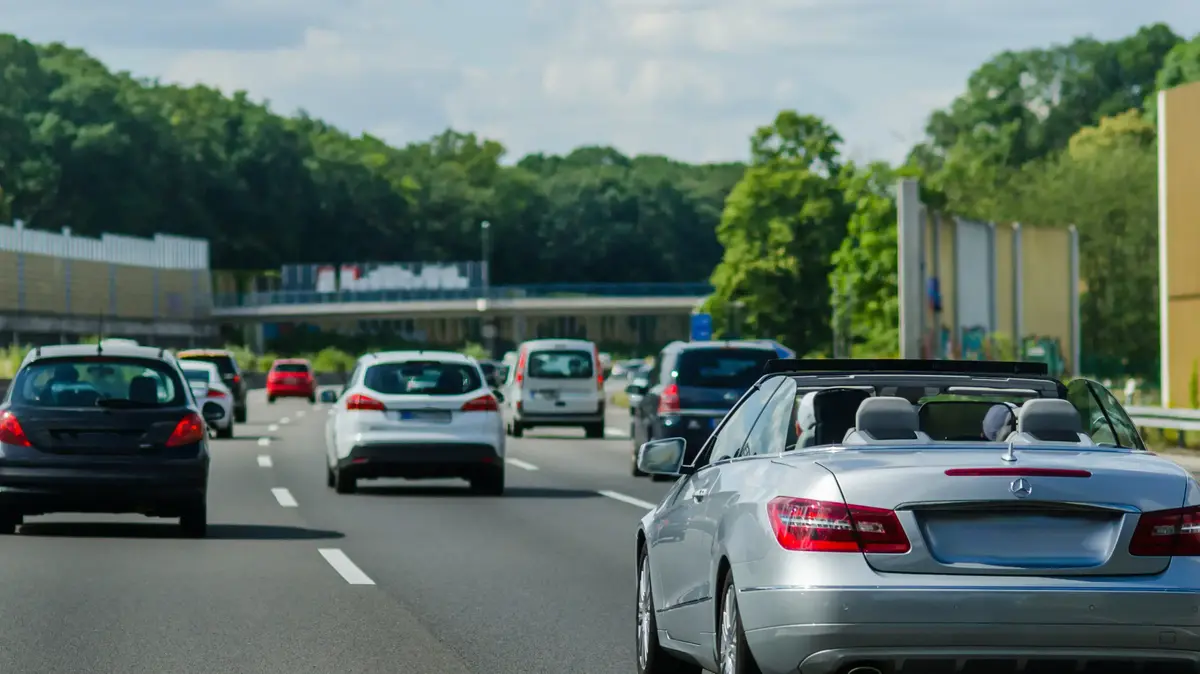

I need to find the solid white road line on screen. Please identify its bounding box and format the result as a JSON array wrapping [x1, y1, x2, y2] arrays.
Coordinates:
[[257, 437, 271, 447], [319, 548, 375, 585], [605, 427, 629, 438], [271, 487, 298, 507], [279, 417, 291, 424], [268, 424, 279, 432], [257, 455, 273, 467], [598, 490, 657, 510], [505, 458, 539, 471]]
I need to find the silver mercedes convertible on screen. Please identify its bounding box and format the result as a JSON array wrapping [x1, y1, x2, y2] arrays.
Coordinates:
[[634, 359, 1200, 674]]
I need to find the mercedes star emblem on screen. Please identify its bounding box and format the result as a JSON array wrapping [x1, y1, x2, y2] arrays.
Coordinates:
[[1010, 478, 1032, 499]]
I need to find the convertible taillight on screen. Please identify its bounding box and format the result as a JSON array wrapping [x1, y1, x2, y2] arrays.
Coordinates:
[[1129, 505, 1200, 556], [767, 496, 910, 554]]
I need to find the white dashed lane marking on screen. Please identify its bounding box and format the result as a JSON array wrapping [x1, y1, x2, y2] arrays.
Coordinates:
[[268, 424, 279, 432], [257, 437, 270, 447], [504, 458, 539, 471], [605, 427, 629, 438], [598, 490, 656, 510], [319, 549, 375, 585], [279, 417, 291, 425], [271, 487, 298, 507], [257, 455, 273, 467]]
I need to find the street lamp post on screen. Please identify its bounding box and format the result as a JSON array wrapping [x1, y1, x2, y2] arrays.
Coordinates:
[[480, 221, 495, 358]]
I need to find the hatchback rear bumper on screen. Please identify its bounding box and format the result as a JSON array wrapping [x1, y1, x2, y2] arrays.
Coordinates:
[[339, 442, 501, 480], [267, 384, 315, 397], [0, 461, 209, 516]]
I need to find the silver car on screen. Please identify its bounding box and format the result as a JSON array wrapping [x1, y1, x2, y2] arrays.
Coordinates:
[[634, 359, 1200, 674]]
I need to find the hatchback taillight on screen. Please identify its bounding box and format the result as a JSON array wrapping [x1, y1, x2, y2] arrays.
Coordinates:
[[0, 411, 32, 447], [345, 393, 386, 411], [166, 413, 206, 447], [461, 394, 499, 412]]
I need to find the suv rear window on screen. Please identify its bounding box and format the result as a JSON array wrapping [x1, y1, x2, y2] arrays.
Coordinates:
[[527, 350, 594, 379], [676, 348, 773, 389], [363, 361, 482, 395], [178, 354, 237, 376], [273, 363, 310, 373], [11, 357, 184, 407]]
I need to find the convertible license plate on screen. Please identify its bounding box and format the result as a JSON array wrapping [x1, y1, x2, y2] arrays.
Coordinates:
[[534, 390, 560, 400], [391, 410, 452, 423]]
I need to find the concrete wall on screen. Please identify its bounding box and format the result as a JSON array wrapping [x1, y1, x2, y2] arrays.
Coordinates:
[[1158, 81, 1200, 407]]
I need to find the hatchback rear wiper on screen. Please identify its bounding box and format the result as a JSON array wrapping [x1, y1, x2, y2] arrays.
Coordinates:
[[95, 398, 159, 409]]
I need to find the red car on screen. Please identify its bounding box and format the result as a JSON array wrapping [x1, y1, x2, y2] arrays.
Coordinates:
[[266, 359, 316, 403]]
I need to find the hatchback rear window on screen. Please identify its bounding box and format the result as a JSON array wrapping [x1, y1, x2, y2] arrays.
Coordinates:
[[273, 363, 310, 373], [675, 348, 773, 389], [181, 369, 212, 385], [363, 361, 482, 396], [526, 350, 594, 379], [178, 354, 237, 376], [11, 358, 184, 407]]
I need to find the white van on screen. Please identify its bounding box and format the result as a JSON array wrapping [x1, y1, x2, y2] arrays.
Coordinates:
[[502, 338, 605, 439]]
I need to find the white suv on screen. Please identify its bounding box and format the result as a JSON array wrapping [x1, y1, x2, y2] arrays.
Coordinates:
[[502, 338, 606, 439], [324, 351, 505, 495]]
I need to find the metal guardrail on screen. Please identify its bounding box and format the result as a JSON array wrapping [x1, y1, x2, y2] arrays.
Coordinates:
[[1126, 405, 1200, 432], [213, 282, 714, 308]]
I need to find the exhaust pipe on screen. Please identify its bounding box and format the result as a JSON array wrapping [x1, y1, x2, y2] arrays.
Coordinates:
[[845, 668, 882, 674]]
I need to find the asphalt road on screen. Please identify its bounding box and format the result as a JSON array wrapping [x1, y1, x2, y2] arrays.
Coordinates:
[[0, 387, 673, 674]]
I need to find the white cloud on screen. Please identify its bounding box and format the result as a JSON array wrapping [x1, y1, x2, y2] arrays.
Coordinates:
[[2, 0, 1200, 164]]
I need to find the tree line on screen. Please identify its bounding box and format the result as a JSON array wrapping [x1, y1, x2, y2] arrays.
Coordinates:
[[0, 34, 737, 286], [0, 25, 1191, 375]]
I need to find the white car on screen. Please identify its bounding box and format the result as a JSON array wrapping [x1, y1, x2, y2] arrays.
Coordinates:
[[179, 361, 235, 439], [502, 338, 606, 438], [324, 350, 505, 495]]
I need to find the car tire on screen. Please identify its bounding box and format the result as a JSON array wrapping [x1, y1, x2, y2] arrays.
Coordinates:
[[326, 462, 336, 488], [636, 545, 701, 674], [216, 423, 234, 439], [470, 465, 505, 496], [235, 406, 247, 423], [267, 395, 276, 404], [179, 500, 208, 538], [334, 467, 357, 494], [309, 394, 316, 404], [585, 423, 604, 439], [716, 572, 763, 674], [510, 422, 524, 438]]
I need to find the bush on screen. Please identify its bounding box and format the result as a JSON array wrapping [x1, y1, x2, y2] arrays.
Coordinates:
[[0, 345, 30, 378], [310, 347, 356, 373]]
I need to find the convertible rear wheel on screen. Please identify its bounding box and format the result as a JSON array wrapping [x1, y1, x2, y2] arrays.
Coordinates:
[[637, 546, 700, 674], [717, 573, 761, 674]]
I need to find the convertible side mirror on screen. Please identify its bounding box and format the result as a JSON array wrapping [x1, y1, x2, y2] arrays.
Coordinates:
[[636, 437, 687, 475]]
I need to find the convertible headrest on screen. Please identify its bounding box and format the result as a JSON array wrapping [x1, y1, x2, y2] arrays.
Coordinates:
[[1014, 399, 1084, 442], [848, 396, 922, 441], [796, 388, 872, 447]]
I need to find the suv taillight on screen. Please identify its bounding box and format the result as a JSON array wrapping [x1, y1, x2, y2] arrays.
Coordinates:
[[0, 411, 32, 447], [166, 413, 206, 447], [1130, 506, 1200, 556], [658, 384, 680, 414]]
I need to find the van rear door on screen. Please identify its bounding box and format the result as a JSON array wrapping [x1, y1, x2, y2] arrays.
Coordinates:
[[521, 346, 601, 415]]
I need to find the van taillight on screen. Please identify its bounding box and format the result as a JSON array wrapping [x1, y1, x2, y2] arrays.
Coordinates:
[[593, 345, 603, 390], [515, 350, 527, 385], [658, 384, 681, 414]]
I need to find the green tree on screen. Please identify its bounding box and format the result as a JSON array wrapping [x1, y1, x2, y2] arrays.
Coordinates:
[[829, 162, 900, 357], [707, 111, 846, 354]]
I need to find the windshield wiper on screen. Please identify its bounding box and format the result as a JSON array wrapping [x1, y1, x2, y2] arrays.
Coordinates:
[[95, 398, 159, 409]]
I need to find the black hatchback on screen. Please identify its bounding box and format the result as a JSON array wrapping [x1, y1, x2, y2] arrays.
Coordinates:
[[0, 343, 221, 536]]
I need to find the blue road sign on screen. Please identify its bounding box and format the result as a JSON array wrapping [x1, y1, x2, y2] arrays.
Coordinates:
[[690, 313, 713, 341]]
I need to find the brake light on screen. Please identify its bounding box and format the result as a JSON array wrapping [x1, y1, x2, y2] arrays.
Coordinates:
[[515, 350, 526, 385], [0, 411, 32, 447], [1130, 505, 1200, 556], [166, 412, 206, 447], [461, 394, 499, 412], [345, 393, 386, 411], [767, 496, 910, 554], [594, 345, 604, 391], [944, 468, 1091, 478], [206, 388, 227, 399], [658, 384, 680, 414], [232, 374, 241, 384]]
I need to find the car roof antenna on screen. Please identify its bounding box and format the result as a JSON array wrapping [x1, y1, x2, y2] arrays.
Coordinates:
[[1001, 438, 1018, 463]]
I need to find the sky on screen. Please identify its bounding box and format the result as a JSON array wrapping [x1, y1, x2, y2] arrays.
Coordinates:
[[2, 0, 1199, 165]]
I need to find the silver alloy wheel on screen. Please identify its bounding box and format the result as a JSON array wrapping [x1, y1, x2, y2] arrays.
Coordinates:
[[719, 584, 738, 674], [637, 558, 652, 670]]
